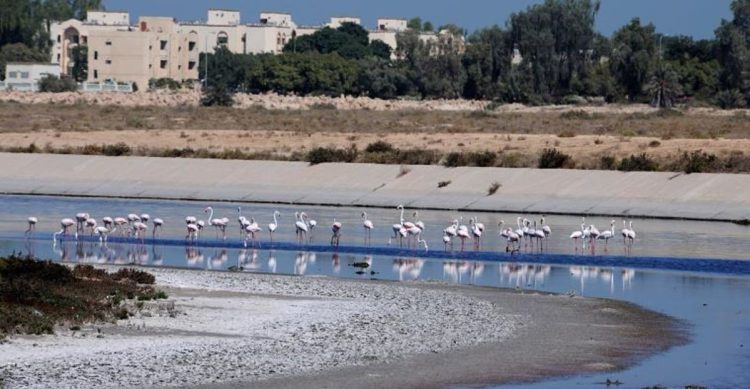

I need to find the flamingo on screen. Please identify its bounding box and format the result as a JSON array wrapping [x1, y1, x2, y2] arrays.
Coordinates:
[[140, 214, 150, 223], [570, 219, 586, 251], [470, 218, 482, 250], [186, 223, 200, 241], [75, 212, 89, 234], [102, 217, 114, 229], [588, 224, 600, 251], [114, 217, 129, 236], [186, 215, 197, 225], [85, 217, 98, 236], [94, 225, 117, 243], [621, 220, 631, 246], [237, 207, 251, 237], [504, 228, 521, 252], [597, 220, 616, 249], [53, 218, 76, 241], [533, 221, 546, 251], [515, 217, 525, 246], [443, 234, 453, 251], [626, 221, 636, 246], [152, 218, 164, 238], [390, 216, 407, 247], [132, 222, 148, 241], [244, 218, 262, 248], [541, 216, 552, 237], [456, 219, 471, 252], [204, 207, 228, 240], [330, 218, 342, 247], [295, 212, 309, 244], [25, 216, 38, 236], [268, 211, 280, 243], [361, 212, 374, 246]]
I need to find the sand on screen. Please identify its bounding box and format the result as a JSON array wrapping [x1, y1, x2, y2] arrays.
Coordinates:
[[0, 267, 685, 389]]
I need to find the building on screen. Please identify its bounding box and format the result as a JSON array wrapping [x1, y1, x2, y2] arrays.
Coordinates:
[[2, 63, 61, 91], [328, 16, 361, 29]]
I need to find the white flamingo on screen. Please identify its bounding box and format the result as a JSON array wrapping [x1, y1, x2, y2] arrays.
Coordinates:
[[113, 217, 128, 236], [456, 219, 471, 252], [470, 218, 482, 251], [295, 212, 309, 244], [186, 223, 200, 241], [244, 218, 262, 248], [152, 218, 164, 238], [53, 218, 76, 241], [330, 218, 342, 247], [570, 219, 586, 251], [626, 221, 636, 245], [268, 211, 280, 242], [361, 212, 374, 246], [597, 220, 616, 249], [25, 216, 38, 236], [306, 214, 317, 243], [186, 215, 197, 225], [85, 217, 97, 236], [204, 207, 228, 240], [541, 216, 552, 237], [102, 217, 114, 229], [443, 234, 452, 251], [140, 214, 150, 223], [237, 207, 251, 237], [533, 221, 546, 251], [75, 212, 89, 234], [621, 220, 631, 246], [94, 225, 117, 243], [132, 222, 148, 241]]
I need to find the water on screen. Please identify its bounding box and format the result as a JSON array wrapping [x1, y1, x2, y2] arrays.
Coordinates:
[[1, 194, 749, 388]]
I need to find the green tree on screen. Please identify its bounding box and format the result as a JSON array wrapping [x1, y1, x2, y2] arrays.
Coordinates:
[[71, 44, 87, 81], [407, 17, 423, 31], [611, 18, 657, 101], [38, 74, 77, 92], [509, 0, 601, 101], [0, 43, 49, 80], [646, 63, 683, 108], [462, 26, 512, 100], [201, 83, 234, 107], [422, 21, 434, 32]]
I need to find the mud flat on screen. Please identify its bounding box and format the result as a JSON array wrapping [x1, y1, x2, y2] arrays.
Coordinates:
[[0, 152, 749, 221], [0, 267, 685, 388]]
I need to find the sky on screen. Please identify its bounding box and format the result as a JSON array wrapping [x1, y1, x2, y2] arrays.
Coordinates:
[[103, 0, 732, 39]]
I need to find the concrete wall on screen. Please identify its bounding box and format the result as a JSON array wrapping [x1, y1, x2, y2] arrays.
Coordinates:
[[1, 153, 748, 222]]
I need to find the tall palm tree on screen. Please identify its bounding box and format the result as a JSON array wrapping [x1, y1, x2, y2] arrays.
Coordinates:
[[647, 64, 683, 108]]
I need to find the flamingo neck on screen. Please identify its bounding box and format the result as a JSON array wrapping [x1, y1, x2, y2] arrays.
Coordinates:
[[207, 208, 214, 224], [273, 212, 278, 225]]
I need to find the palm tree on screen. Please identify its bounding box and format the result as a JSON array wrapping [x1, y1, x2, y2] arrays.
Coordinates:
[[647, 64, 683, 109]]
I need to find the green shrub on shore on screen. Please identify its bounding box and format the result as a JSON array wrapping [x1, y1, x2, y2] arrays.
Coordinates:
[[538, 148, 574, 169], [618, 153, 658, 171], [0, 256, 167, 338]]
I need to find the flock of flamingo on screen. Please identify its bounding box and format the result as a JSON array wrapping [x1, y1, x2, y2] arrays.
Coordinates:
[[30, 204, 637, 253]]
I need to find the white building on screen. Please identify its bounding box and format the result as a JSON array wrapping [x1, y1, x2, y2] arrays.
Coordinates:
[[329, 16, 361, 29], [2, 63, 61, 91]]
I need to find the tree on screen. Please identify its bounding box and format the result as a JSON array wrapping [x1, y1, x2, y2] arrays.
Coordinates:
[[369, 40, 393, 60], [71, 45, 87, 81], [462, 26, 512, 100], [611, 18, 657, 101], [38, 74, 77, 92], [407, 17, 423, 31], [283, 23, 382, 60], [646, 64, 682, 108], [509, 0, 601, 101], [422, 21, 434, 32], [0, 43, 49, 80], [201, 83, 234, 107]]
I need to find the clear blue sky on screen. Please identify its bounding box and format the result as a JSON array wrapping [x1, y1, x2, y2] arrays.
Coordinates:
[[103, 0, 732, 39]]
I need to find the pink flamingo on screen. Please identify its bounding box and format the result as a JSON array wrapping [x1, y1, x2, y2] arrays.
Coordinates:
[[25, 216, 38, 236], [53, 218, 76, 241], [361, 212, 374, 246], [152, 218, 164, 237], [330, 218, 342, 247], [204, 207, 228, 240]]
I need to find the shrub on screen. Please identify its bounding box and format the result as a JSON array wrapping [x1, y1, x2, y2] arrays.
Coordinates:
[[538, 148, 573, 169], [38, 75, 77, 93], [443, 151, 497, 168], [487, 182, 501, 196], [201, 84, 235, 107], [673, 150, 720, 174], [365, 140, 395, 153], [149, 78, 181, 91], [557, 129, 577, 138], [561, 95, 587, 105], [618, 153, 658, 171], [307, 145, 359, 165], [599, 155, 617, 170], [648, 140, 661, 148], [559, 110, 591, 120], [102, 143, 131, 156], [111, 268, 155, 285]]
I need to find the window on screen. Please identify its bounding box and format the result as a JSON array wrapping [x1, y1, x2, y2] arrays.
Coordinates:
[[94, 70, 98, 79], [57, 35, 61, 43], [178, 65, 182, 70], [57, 54, 61, 61], [178, 46, 182, 52], [94, 51, 98, 60], [20, 72, 29, 79], [160, 40, 167, 50], [217, 32, 228, 47], [149, 45, 152, 51], [160, 60, 167, 69], [188, 61, 196, 70], [8, 72, 17, 79], [105, 40, 112, 46], [188, 41, 196, 51], [105, 60, 112, 65], [149, 64, 152, 69]]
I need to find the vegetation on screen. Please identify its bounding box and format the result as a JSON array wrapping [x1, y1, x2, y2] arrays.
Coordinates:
[[0, 255, 166, 337], [38, 75, 77, 92], [538, 148, 574, 169]]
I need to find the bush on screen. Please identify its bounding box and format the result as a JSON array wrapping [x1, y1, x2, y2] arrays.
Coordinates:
[[149, 78, 181, 91], [201, 84, 235, 107], [538, 148, 573, 169], [38, 75, 77, 93], [111, 268, 155, 285], [673, 150, 720, 174], [560, 110, 592, 120], [618, 153, 658, 171], [365, 140, 395, 153], [102, 143, 131, 156], [443, 151, 497, 168], [599, 155, 617, 170], [307, 145, 359, 165]]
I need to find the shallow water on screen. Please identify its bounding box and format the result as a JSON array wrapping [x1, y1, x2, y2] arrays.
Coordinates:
[[1, 194, 749, 388]]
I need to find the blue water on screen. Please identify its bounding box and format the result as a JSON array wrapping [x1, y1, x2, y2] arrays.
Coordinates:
[[1, 194, 749, 388]]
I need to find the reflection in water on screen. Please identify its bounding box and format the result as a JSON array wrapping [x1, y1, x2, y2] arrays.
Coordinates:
[[393, 258, 424, 281], [186, 247, 204, 267], [499, 263, 551, 288]]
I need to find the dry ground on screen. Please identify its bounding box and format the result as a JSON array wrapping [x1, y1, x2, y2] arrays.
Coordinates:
[[1, 101, 749, 168]]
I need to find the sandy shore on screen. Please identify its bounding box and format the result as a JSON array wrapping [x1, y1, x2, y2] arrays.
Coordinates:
[[0, 267, 685, 389]]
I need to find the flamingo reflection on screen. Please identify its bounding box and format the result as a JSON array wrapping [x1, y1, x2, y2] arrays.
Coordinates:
[[393, 258, 424, 281]]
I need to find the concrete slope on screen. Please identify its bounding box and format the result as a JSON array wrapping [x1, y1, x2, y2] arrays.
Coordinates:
[[0, 152, 748, 222]]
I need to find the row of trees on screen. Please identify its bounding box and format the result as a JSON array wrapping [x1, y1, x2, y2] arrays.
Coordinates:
[[203, 0, 750, 108]]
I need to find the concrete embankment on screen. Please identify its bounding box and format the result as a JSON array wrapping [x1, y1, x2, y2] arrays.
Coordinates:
[[1, 152, 748, 222]]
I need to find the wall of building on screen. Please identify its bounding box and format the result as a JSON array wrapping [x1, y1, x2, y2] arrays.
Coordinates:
[[88, 31, 150, 89], [208, 9, 240, 26], [329, 17, 361, 28], [87, 11, 130, 26]]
